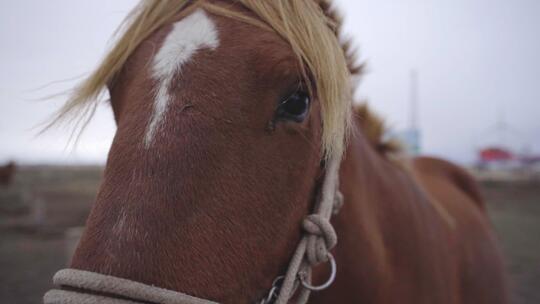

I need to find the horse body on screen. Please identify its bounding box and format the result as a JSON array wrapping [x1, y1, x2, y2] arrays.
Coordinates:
[[310, 115, 508, 303], [0, 161, 16, 186]]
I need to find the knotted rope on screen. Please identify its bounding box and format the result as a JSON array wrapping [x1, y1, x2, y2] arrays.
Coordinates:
[[272, 155, 342, 304], [303, 215, 337, 265]]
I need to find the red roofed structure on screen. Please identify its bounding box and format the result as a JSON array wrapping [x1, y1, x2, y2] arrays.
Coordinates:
[[479, 147, 514, 163]]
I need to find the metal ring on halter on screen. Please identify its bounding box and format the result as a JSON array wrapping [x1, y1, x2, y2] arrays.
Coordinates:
[[260, 276, 284, 304], [300, 253, 337, 291]]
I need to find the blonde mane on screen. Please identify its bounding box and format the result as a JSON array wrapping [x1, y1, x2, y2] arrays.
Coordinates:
[[354, 104, 402, 157], [50, 0, 393, 160]]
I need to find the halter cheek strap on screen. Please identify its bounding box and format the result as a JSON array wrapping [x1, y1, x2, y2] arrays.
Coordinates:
[[269, 155, 342, 304], [44, 156, 343, 304]]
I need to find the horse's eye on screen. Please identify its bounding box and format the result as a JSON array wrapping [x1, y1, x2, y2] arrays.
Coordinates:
[[276, 91, 310, 123]]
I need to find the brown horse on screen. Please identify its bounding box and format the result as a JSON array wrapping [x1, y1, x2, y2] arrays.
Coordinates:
[[0, 161, 16, 186], [44, 1, 508, 303]]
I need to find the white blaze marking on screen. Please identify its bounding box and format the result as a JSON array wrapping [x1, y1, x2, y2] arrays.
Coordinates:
[[144, 9, 219, 147]]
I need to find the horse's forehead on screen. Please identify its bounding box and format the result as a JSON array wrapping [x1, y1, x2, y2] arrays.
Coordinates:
[[138, 7, 297, 147], [152, 9, 219, 81], [145, 8, 220, 146]]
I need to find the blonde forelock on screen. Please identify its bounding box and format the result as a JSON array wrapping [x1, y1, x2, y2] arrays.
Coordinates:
[[51, 0, 353, 160]]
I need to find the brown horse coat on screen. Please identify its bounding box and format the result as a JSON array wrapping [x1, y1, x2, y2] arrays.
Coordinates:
[[310, 112, 509, 303]]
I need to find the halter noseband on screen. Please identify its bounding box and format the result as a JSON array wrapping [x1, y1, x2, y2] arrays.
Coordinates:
[[44, 156, 343, 304]]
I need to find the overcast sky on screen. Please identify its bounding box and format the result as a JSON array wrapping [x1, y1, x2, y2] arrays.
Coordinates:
[[1, 0, 539, 164]]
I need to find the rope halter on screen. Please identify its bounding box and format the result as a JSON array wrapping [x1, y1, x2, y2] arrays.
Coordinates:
[[269, 154, 342, 304], [303, 214, 337, 265]]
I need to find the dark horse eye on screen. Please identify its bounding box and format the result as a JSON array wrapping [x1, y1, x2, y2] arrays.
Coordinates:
[[276, 90, 311, 122]]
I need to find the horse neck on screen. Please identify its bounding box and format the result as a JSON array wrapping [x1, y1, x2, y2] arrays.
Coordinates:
[[317, 122, 442, 301], [335, 124, 403, 272]]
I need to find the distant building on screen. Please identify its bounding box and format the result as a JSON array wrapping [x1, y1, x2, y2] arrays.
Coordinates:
[[479, 147, 514, 163], [477, 146, 520, 170], [520, 155, 540, 165], [394, 129, 421, 155]]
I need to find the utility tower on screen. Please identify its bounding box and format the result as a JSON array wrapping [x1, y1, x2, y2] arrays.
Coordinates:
[[406, 69, 421, 154], [391, 69, 422, 155], [410, 69, 419, 131]]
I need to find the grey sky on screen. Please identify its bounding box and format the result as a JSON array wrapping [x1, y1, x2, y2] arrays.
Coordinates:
[[1, 0, 539, 164]]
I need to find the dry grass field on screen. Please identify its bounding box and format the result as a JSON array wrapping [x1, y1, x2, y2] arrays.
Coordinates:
[[0, 166, 538, 303], [0, 166, 101, 304], [483, 181, 540, 304]]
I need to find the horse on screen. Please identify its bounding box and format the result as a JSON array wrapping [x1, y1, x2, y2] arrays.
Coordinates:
[[0, 161, 16, 186], [44, 1, 509, 303]]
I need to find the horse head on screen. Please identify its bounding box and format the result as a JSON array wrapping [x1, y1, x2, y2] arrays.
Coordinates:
[[46, 1, 354, 303]]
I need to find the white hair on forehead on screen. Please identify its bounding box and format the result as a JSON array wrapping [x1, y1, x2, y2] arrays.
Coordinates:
[[145, 9, 219, 147]]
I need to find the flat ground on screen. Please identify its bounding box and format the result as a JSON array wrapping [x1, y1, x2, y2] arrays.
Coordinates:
[[0, 166, 538, 303], [0, 166, 100, 304], [483, 181, 540, 304]]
